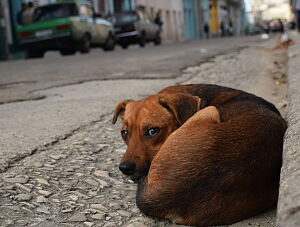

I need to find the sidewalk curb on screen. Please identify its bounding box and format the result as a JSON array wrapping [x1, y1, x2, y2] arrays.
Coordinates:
[[277, 34, 300, 227]]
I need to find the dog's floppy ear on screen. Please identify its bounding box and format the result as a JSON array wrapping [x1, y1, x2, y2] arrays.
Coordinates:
[[159, 93, 201, 125], [112, 100, 133, 124]]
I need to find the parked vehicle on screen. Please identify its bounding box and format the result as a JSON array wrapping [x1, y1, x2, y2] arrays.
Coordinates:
[[288, 20, 296, 30], [17, 1, 116, 58], [108, 10, 161, 49], [269, 19, 284, 33], [245, 24, 263, 35]]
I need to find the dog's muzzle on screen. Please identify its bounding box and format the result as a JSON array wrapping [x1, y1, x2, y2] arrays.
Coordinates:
[[119, 162, 136, 176], [119, 161, 150, 181]]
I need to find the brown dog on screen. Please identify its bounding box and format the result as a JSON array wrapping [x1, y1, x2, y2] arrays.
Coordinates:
[[112, 84, 287, 226]]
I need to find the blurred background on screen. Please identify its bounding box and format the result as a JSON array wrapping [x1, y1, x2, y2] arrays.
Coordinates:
[[0, 0, 294, 61]]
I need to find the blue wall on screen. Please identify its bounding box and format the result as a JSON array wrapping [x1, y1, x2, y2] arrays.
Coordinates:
[[183, 0, 198, 39], [202, 0, 210, 25], [8, 0, 24, 59]]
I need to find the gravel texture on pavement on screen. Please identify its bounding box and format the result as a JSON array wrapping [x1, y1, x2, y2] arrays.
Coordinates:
[[0, 37, 288, 226]]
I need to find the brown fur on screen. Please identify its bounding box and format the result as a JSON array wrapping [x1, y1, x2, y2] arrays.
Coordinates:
[[272, 40, 294, 50], [113, 84, 287, 226]]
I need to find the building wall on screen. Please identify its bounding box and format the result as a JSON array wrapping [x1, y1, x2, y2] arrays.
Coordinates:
[[96, 0, 115, 15], [3, 0, 13, 47], [218, 0, 229, 27], [231, 0, 246, 35], [262, 3, 291, 20], [201, 0, 210, 26], [210, 0, 219, 34], [183, 0, 199, 39], [0, 0, 8, 60], [208, 0, 245, 36], [249, 0, 292, 23], [135, 0, 184, 42]]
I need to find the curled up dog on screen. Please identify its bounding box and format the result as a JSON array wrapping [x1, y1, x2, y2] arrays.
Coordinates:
[[112, 84, 287, 226]]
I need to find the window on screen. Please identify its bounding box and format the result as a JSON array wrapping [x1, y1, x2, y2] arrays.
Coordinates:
[[109, 12, 138, 24], [33, 3, 78, 22], [137, 11, 145, 20]]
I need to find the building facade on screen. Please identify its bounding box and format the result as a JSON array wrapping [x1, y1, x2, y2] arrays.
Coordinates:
[[228, 0, 246, 35], [134, 0, 184, 42], [209, 0, 245, 36], [199, 0, 210, 36], [0, 0, 8, 60], [0, 0, 25, 61], [94, 0, 135, 15], [183, 0, 198, 39], [248, 0, 291, 23]]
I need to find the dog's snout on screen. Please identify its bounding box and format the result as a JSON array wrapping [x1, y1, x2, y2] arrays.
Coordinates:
[[119, 162, 136, 176]]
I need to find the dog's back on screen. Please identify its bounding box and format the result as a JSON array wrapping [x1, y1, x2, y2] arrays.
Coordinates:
[[136, 84, 287, 226], [159, 84, 281, 117]]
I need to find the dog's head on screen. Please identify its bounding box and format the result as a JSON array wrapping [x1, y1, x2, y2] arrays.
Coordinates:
[[112, 93, 201, 181]]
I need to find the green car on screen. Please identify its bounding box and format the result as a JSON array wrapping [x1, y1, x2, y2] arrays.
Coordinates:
[[17, 1, 116, 58]]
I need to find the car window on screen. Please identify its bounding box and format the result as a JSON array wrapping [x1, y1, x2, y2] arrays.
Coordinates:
[[144, 12, 151, 21], [79, 5, 93, 17], [109, 13, 138, 24], [33, 3, 78, 22], [137, 11, 145, 20]]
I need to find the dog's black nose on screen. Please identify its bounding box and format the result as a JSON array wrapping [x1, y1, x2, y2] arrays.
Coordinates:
[[119, 162, 136, 176]]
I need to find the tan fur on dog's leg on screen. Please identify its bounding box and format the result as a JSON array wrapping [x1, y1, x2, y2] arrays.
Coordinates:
[[186, 106, 221, 125]]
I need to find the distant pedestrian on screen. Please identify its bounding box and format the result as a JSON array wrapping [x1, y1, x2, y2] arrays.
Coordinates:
[[292, 0, 300, 32], [220, 21, 225, 37], [204, 23, 210, 39], [154, 10, 163, 32], [22, 2, 35, 25], [263, 21, 270, 34], [17, 3, 27, 26], [278, 19, 284, 33], [228, 20, 233, 35]]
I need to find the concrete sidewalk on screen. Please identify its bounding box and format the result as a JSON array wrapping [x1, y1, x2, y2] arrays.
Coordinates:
[[277, 33, 300, 227]]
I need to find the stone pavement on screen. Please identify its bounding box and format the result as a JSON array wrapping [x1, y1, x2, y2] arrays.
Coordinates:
[[276, 32, 300, 227]]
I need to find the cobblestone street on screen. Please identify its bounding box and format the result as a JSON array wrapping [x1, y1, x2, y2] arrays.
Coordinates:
[[0, 37, 288, 226]]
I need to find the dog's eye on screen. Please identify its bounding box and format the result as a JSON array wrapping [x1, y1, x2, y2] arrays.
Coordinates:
[[145, 127, 161, 138], [121, 130, 128, 140]]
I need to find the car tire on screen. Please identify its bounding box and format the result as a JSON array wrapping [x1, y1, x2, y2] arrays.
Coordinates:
[[103, 33, 115, 51], [154, 34, 161, 46], [79, 34, 91, 54], [25, 49, 45, 59], [139, 32, 146, 48], [121, 43, 129, 49], [60, 49, 76, 56]]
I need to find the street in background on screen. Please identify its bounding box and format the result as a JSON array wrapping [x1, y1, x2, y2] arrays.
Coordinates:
[[17, 1, 115, 58]]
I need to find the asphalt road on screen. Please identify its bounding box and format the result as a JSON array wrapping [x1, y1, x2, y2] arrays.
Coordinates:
[[0, 36, 261, 104]]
